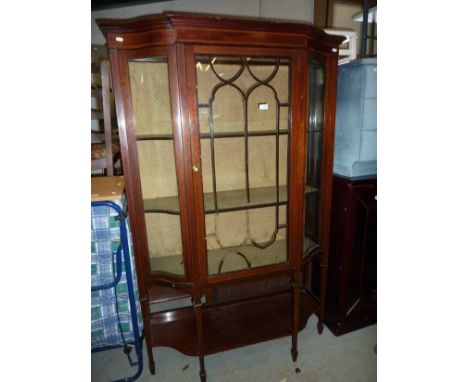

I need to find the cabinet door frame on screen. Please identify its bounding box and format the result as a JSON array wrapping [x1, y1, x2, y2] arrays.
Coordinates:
[[183, 44, 308, 284], [110, 45, 195, 285], [306, 50, 339, 267]]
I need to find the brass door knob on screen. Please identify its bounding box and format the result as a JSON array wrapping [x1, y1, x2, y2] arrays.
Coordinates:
[[192, 166, 199, 173]]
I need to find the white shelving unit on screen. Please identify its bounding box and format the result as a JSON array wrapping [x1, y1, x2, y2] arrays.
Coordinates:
[[325, 28, 358, 65]]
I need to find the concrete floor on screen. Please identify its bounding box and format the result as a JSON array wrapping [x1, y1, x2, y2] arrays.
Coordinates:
[[92, 316, 376, 382]]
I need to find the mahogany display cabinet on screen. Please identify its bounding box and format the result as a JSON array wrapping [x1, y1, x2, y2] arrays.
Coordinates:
[[97, 13, 344, 381]]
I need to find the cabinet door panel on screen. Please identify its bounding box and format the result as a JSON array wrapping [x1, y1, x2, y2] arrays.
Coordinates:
[[304, 60, 325, 255], [345, 184, 377, 314], [128, 57, 185, 276], [193, 54, 292, 276]]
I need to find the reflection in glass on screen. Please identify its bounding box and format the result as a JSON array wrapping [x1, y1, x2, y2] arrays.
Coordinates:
[[304, 60, 325, 256], [129, 57, 185, 275], [195, 55, 291, 275]]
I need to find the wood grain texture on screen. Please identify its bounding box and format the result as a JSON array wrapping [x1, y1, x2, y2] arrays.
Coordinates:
[[91, 176, 124, 201], [150, 290, 318, 356], [98, 13, 342, 380], [97, 12, 345, 49], [324, 175, 377, 336]]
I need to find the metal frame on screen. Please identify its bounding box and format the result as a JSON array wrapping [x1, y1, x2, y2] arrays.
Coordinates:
[[91, 200, 144, 382]]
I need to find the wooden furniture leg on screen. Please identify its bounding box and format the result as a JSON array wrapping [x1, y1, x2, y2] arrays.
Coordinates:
[[290, 279, 300, 362], [194, 299, 207, 382], [317, 259, 328, 334], [96, 13, 344, 378], [141, 296, 156, 374]]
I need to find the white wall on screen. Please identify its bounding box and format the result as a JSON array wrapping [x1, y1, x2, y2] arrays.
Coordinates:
[[332, 3, 361, 31], [92, 0, 315, 44], [332, 3, 376, 56]]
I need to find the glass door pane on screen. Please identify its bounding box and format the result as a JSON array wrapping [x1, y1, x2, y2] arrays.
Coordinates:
[[304, 60, 325, 257], [195, 55, 291, 275], [128, 57, 185, 276]]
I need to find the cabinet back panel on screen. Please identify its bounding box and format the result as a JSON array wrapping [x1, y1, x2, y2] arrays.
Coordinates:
[[129, 60, 172, 136]]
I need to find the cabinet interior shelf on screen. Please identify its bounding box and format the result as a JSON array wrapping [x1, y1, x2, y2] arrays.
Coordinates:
[[151, 239, 286, 276], [149, 237, 317, 276], [136, 134, 174, 141], [143, 184, 318, 215], [199, 129, 289, 139], [97, 11, 341, 380], [136, 129, 289, 141]]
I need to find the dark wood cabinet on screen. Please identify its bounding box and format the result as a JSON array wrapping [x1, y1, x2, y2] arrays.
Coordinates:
[[97, 13, 344, 381], [324, 175, 377, 335]]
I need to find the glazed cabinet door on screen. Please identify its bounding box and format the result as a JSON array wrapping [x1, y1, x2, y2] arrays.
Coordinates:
[[302, 54, 339, 308], [112, 46, 192, 281], [303, 59, 326, 257], [185, 46, 307, 281]]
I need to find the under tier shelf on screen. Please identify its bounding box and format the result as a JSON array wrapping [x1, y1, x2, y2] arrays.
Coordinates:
[[150, 289, 319, 356], [143, 184, 318, 214]]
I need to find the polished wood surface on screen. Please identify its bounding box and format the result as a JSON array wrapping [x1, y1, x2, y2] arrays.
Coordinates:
[[97, 13, 343, 381], [316, 53, 340, 333], [323, 175, 377, 335], [97, 12, 343, 51], [91, 176, 124, 201], [150, 290, 319, 356]]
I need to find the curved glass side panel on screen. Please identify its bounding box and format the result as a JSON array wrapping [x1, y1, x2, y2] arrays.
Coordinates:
[[304, 60, 325, 257], [195, 55, 291, 275], [128, 57, 185, 276]]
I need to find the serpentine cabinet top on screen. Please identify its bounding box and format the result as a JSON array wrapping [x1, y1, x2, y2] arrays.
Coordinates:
[[96, 12, 345, 53]]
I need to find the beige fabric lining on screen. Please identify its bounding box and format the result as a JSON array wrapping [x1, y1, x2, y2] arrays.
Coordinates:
[[146, 213, 184, 274], [150, 239, 288, 275], [137, 140, 178, 199], [197, 63, 290, 134], [131, 59, 292, 276], [129, 61, 172, 136]]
